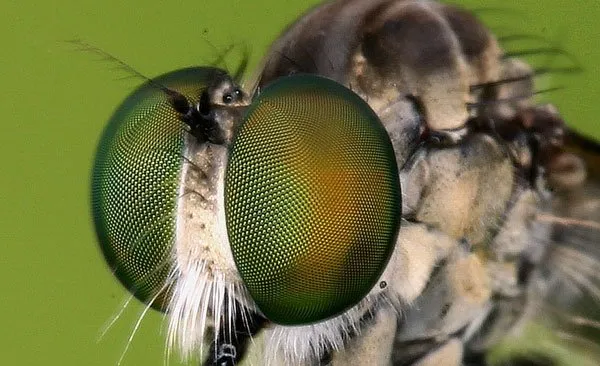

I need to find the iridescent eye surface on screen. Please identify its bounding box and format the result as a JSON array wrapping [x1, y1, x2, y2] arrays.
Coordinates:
[[91, 67, 226, 310], [225, 74, 401, 325]]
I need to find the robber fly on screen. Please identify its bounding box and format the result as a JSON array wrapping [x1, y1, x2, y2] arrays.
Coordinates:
[[89, 0, 599, 365]]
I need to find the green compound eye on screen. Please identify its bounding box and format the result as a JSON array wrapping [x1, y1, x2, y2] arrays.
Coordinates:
[[225, 74, 401, 325], [91, 67, 226, 311]]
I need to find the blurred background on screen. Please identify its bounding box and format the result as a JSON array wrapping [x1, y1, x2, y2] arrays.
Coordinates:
[[1, 0, 598, 365]]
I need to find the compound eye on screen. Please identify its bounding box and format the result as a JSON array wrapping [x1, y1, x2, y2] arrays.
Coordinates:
[[225, 74, 401, 325], [91, 67, 226, 311]]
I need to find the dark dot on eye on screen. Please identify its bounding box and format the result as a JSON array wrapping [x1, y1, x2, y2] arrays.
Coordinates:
[[458, 237, 471, 251], [379, 281, 387, 289], [439, 303, 451, 319], [223, 94, 233, 104]]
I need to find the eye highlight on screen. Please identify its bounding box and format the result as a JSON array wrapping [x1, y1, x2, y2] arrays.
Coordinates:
[[91, 67, 226, 310], [225, 74, 402, 325]]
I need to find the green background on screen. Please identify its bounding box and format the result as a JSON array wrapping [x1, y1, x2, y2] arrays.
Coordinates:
[[1, 0, 598, 365]]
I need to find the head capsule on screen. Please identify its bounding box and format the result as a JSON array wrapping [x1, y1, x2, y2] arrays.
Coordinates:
[[92, 68, 401, 326]]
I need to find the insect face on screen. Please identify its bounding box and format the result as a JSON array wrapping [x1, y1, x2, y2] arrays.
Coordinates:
[[91, 55, 403, 360], [90, 1, 600, 365]]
